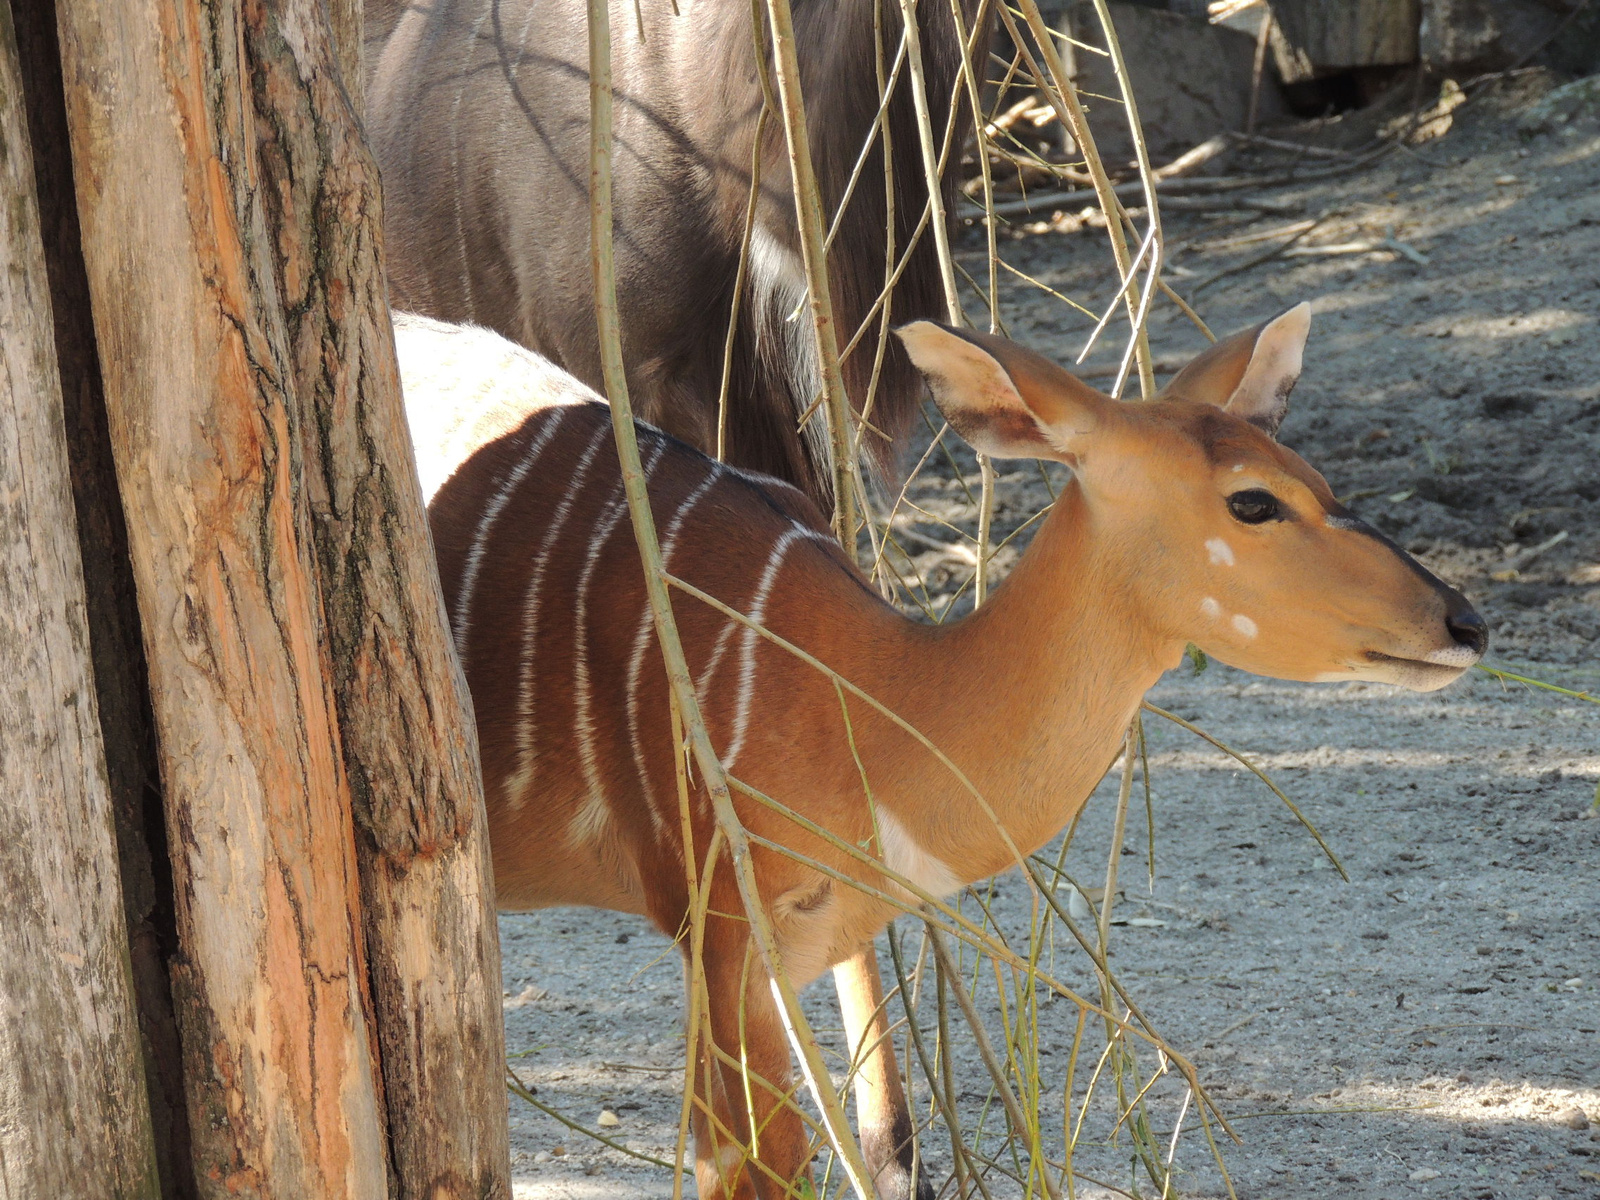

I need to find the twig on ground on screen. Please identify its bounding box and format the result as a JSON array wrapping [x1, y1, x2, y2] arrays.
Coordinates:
[[1491, 529, 1568, 578], [1227, 130, 1354, 160], [1187, 211, 1336, 295], [1279, 234, 1428, 265]]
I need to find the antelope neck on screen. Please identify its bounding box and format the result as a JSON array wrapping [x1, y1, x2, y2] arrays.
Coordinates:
[[874, 480, 1175, 881]]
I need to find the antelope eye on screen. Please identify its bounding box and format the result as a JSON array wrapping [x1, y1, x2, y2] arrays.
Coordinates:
[[1227, 489, 1282, 524]]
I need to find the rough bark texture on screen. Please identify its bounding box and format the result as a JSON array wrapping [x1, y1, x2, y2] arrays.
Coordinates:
[[8, 0, 196, 1190], [244, 1, 511, 1195], [0, 3, 161, 1194], [53, 0, 394, 1195]]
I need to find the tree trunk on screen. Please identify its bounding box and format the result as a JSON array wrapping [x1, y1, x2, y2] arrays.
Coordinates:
[[8, 0, 196, 1188], [53, 1, 393, 1194], [0, 4, 161, 1195], [53, 0, 510, 1195], [244, 2, 511, 1195]]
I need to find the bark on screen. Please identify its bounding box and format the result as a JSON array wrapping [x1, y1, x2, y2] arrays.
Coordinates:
[[53, 1, 393, 1195], [244, 1, 511, 1195], [0, 3, 161, 1195], [8, 0, 195, 1189], [327, 0, 363, 114]]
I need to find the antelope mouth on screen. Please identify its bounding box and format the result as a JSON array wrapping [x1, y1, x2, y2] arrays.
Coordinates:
[[1361, 650, 1477, 692]]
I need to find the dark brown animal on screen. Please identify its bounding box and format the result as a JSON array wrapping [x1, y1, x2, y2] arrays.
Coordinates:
[[367, 0, 990, 508], [397, 308, 1489, 1200]]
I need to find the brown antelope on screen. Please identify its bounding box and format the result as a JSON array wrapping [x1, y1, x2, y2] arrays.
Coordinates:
[[397, 305, 1487, 1200], [367, 0, 990, 508]]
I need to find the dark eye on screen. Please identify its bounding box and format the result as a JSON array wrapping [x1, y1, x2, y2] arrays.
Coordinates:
[[1227, 489, 1282, 524]]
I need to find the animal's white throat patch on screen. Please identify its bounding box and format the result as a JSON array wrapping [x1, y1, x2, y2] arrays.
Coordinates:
[[875, 807, 961, 901], [1206, 538, 1236, 566]]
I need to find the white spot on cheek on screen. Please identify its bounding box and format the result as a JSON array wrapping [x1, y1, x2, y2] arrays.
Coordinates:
[[1200, 597, 1222, 619], [1231, 464, 1245, 473], [1206, 538, 1235, 566], [1232, 614, 1258, 639]]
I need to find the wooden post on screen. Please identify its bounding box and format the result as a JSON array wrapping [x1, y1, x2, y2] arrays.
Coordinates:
[[244, 2, 512, 1195], [0, 3, 161, 1194], [53, 0, 393, 1194], [53, 0, 511, 1194]]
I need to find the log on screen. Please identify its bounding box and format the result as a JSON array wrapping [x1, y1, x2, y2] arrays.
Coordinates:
[[245, 3, 511, 1195], [8, 0, 195, 1187], [53, 0, 392, 1193], [0, 3, 160, 1194], [1270, 0, 1421, 69]]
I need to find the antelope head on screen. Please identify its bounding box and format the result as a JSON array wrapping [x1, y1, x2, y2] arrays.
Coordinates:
[[897, 305, 1487, 692]]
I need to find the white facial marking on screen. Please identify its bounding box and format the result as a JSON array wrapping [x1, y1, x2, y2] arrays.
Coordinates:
[[1424, 644, 1480, 668], [1232, 614, 1259, 639], [1200, 596, 1222, 620], [1325, 512, 1364, 531], [1231, 463, 1245, 473], [875, 807, 962, 901], [1206, 537, 1236, 566]]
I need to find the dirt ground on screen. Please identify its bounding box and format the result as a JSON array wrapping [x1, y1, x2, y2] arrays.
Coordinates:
[[499, 75, 1599, 1199]]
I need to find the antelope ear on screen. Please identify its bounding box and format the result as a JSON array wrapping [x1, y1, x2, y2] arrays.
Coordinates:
[[895, 322, 1110, 462], [1161, 303, 1311, 437]]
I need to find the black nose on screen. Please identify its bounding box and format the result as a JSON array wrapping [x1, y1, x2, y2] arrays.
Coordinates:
[[1446, 604, 1488, 656]]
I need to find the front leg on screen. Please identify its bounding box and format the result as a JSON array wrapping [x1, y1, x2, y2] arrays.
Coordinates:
[[688, 926, 816, 1200], [835, 945, 933, 1200]]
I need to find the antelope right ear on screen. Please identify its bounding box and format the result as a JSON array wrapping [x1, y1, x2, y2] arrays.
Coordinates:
[[895, 322, 1110, 462], [1161, 303, 1311, 437]]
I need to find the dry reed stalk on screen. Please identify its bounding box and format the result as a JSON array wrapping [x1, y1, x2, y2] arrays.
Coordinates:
[[762, 0, 858, 545], [1010, 0, 1155, 397], [587, 5, 875, 1195]]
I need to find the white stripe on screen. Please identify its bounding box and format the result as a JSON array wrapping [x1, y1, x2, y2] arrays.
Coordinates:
[[492, 0, 542, 185], [691, 525, 833, 700], [626, 464, 724, 829], [505, 419, 610, 807], [450, 0, 495, 314], [453, 407, 569, 654], [568, 440, 667, 842], [722, 527, 808, 771]]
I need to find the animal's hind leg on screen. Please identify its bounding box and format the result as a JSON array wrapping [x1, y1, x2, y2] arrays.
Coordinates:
[[687, 927, 816, 1200], [835, 945, 932, 1200]]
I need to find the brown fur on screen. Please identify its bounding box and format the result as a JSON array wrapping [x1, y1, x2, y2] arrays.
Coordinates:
[[413, 310, 1486, 1200], [369, 0, 991, 510]]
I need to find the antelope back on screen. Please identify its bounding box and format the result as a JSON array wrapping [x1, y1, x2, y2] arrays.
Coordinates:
[[427, 400, 886, 930]]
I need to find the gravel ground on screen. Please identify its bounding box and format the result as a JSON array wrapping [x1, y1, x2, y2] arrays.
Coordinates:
[[498, 74, 1600, 1200]]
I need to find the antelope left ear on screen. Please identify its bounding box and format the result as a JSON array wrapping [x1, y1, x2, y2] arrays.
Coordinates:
[[1162, 302, 1311, 437], [895, 321, 1111, 462]]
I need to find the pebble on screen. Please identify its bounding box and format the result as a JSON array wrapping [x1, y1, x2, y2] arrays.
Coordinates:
[[1558, 1106, 1590, 1131], [1408, 1167, 1441, 1182], [533, 1152, 551, 1164], [551, 1145, 566, 1157], [598, 1109, 621, 1128]]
